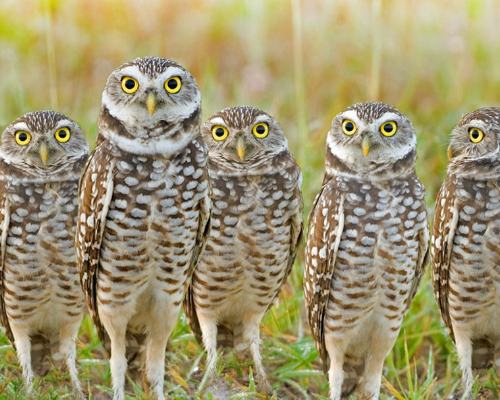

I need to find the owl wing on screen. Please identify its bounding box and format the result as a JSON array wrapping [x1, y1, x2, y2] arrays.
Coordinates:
[[186, 178, 212, 283], [405, 183, 431, 312], [181, 141, 212, 347], [266, 167, 305, 314], [280, 201, 304, 294], [304, 178, 345, 374], [431, 178, 458, 342], [182, 171, 212, 346], [76, 145, 116, 347], [0, 183, 15, 346]]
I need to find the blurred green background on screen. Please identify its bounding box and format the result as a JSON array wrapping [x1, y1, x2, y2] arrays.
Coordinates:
[[0, 0, 499, 398]]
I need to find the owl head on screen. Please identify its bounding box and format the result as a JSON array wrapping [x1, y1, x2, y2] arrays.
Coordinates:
[[201, 106, 288, 168], [99, 57, 201, 154], [447, 107, 500, 162], [0, 110, 89, 179], [326, 102, 417, 177]]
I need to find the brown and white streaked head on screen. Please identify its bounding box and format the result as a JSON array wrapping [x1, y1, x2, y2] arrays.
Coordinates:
[[446, 108, 500, 177], [98, 56, 201, 155], [201, 106, 289, 173], [0, 110, 89, 181], [326, 102, 417, 179]]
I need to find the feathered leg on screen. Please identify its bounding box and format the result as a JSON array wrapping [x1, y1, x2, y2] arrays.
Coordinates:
[[325, 336, 346, 400], [59, 321, 85, 399], [144, 308, 176, 400], [361, 333, 397, 400], [10, 326, 35, 389], [197, 311, 219, 382], [100, 312, 129, 400], [454, 329, 474, 399], [243, 314, 272, 395]]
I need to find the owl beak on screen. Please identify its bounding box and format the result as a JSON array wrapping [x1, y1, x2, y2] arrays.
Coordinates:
[[39, 142, 48, 165], [361, 134, 371, 157], [447, 145, 454, 160], [146, 92, 156, 116], [237, 135, 246, 161]]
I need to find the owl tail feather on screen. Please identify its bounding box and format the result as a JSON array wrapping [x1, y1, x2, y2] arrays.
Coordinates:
[[102, 332, 146, 363], [341, 356, 364, 398], [215, 324, 249, 360], [471, 338, 494, 370], [30, 334, 52, 377]]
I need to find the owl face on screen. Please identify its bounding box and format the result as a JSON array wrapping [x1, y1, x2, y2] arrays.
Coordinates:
[[0, 110, 89, 174], [327, 102, 416, 174], [201, 106, 288, 165], [447, 107, 500, 160], [102, 57, 201, 139]]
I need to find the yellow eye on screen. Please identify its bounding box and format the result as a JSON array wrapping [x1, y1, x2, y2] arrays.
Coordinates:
[[380, 121, 397, 137], [212, 126, 228, 141], [55, 127, 71, 143], [469, 127, 484, 143], [252, 123, 269, 138], [165, 77, 182, 94], [15, 131, 31, 146], [121, 77, 139, 94], [342, 120, 357, 135]]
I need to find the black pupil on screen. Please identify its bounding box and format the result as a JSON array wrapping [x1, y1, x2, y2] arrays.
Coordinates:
[[168, 79, 178, 89], [59, 130, 67, 138], [19, 133, 27, 141], [215, 128, 225, 137], [384, 124, 394, 133], [472, 129, 480, 139], [345, 122, 354, 131], [256, 125, 266, 134], [125, 79, 135, 89]]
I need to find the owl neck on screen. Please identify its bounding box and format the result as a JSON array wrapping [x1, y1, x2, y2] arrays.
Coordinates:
[[96, 105, 200, 156], [448, 155, 500, 180], [0, 154, 87, 183], [324, 149, 416, 182], [209, 148, 297, 177]]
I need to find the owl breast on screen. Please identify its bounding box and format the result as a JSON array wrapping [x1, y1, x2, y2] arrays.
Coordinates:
[[193, 167, 301, 326], [325, 176, 427, 356], [96, 142, 208, 331], [448, 178, 500, 337], [3, 180, 83, 331]]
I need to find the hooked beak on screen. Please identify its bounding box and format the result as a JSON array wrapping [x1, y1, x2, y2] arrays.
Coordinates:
[[40, 142, 48, 165], [447, 145, 453, 161], [237, 135, 246, 161], [146, 92, 156, 116], [361, 134, 371, 157]]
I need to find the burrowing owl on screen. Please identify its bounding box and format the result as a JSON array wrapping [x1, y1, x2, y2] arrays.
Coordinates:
[[76, 57, 211, 400], [183, 106, 303, 393], [304, 102, 429, 400], [0, 111, 89, 397], [432, 107, 500, 397]]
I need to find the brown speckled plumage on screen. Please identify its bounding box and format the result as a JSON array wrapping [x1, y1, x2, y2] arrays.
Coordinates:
[[304, 102, 429, 400], [432, 107, 500, 396], [76, 57, 211, 400], [183, 106, 303, 392], [0, 111, 89, 397]]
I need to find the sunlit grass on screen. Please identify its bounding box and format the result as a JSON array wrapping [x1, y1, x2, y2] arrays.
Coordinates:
[[1, 0, 500, 398]]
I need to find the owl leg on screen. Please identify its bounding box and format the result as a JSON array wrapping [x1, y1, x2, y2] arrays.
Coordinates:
[[58, 322, 84, 399], [197, 311, 219, 381], [10, 327, 35, 388], [100, 313, 128, 400], [454, 329, 474, 398], [143, 315, 174, 399], [361, 335, 396, 400], [244, 318, 272, 395], [325, 337, 346, 400]]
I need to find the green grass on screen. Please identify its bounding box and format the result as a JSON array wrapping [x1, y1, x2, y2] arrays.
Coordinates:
[[1, 0, 500, 398]]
